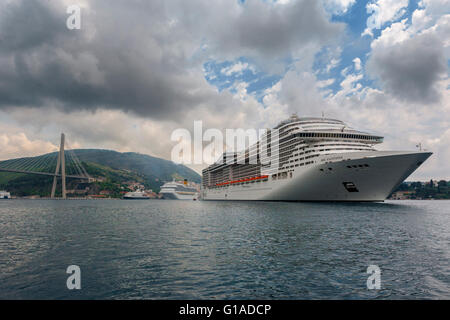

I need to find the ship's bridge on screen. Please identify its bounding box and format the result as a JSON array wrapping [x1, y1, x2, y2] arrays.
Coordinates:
[[274, 115, 344, 129], [275, 115, 383, 145]]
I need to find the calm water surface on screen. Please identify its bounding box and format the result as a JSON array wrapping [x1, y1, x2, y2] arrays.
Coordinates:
[[0, 199, 449, 299]]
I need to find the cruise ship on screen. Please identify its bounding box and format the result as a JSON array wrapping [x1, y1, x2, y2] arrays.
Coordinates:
[[201, 115, 432, 201], [160, 181, 199, 200]]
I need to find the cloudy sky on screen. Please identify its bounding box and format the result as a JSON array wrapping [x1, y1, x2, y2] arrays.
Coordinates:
[[0, 0, 449, 180]]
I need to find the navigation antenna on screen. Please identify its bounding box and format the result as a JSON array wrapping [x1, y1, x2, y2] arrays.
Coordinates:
[[416, 143, 422, 151]]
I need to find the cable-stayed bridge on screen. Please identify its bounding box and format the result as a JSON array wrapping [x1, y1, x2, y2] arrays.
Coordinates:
[[0, 133, 91, 199]]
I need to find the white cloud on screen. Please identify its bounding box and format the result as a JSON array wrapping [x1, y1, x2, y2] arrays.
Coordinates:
[[326, 58, 340, 73], [353, 57, 362, 71], [362, 0, 409, 37], [0, 132, 58, 160], [322, 0, 356, 15], [367, 2, 449, 104], [317, 78, 336, 88], [335, 72, 363, 98], [411, 9, 432, 32], [370, 19, 410, 49], [231, 81, 250, 101], [419, 0, 450, 18], [220, 61, 252, 76]]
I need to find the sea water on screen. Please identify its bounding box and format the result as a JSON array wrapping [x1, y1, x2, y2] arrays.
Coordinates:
[[0, 199, 448, 299]]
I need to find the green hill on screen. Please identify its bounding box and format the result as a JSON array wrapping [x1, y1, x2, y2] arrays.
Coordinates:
[[74, 149, 200, 183], [0, 149, 201, 197]]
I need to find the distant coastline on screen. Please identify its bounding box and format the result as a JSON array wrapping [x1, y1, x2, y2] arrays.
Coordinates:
[[389, 180, 450, 200], [3, 179, 449, 201]]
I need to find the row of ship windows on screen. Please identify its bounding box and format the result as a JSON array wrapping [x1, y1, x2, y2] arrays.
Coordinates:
[[275, 121, 342, 130], [222, 137, 372, 160], [204, 150, 371, 177], [281, 148, 367, 160], [280, 146, 371, 164], [285, 154, 319, 163], [317, 163, 370, 173], [233, 146, 372, 165], [279, 140, 371, 149], [210, 178, 269, 188], [207, 158, 319, 187], [272, 171, 293, 180], [226, 139, 373, 164], [317, 163, 370, 172], [205, 142, 373, 173], [289, 147, 371, 158], [294, 132, 382, 141], [204, 162, 371, 186], [311, 143, 373, 148], [280, 160, 316, 171], [279, 161, 371, 173], [279, 144, 372, 157], [209, 131, 377, 166], [301, 124, 343, 128], [347, 164, 370, 168]]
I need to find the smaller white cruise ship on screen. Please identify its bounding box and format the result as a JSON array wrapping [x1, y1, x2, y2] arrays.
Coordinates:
[[0, 191, 11, 199], [160, 181, 199, 200], [123, 190, 150, 200]]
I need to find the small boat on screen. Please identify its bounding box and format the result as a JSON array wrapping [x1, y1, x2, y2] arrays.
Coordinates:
[[0, 191, 11, 199], [123, 191, 150, 200]]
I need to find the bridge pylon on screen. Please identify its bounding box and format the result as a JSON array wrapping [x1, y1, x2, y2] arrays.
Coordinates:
[[51, 133, 67, 199]]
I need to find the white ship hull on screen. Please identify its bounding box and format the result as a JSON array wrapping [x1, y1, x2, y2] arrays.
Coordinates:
[[123, 191, 150, 199], [123, 196, 150, 200], [0, 191, 11, 199], [160, 191, 197, 200], [202, 151, 432, 202]]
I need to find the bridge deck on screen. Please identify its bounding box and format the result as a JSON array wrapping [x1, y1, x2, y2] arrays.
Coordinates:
[[0, 168, 90, 180]]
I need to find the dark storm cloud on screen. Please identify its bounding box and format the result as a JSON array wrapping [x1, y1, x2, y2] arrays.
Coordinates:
[[0, 0, 203, 118], [367, 33, 448, 104], [170, 0, 343, 58], [0, 0, 342, 119], [228, 0, 342, 55], [0, 0, 63, 52]]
